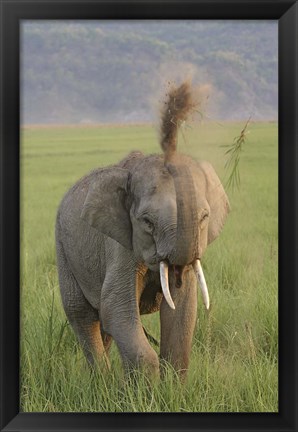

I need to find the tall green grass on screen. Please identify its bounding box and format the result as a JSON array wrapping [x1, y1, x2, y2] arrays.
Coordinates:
[[20, 122, 278, 412]]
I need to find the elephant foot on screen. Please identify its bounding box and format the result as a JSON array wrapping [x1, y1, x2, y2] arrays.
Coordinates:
[[123, 347, 160, 381]]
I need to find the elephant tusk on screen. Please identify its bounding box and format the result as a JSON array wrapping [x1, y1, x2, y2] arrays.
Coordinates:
[[193, 260, 210, 310], [160, 261, 175, 310]]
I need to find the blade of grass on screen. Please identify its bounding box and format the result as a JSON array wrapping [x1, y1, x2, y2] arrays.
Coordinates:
[[223, 116, 251, 191]]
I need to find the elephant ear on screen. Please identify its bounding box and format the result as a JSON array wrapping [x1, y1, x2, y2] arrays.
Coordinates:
[[200, 161, 230, 244], [81, 167, 132, 250]]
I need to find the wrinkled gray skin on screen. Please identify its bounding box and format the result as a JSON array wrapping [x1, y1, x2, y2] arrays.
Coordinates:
[[56, 150, 229, 377]]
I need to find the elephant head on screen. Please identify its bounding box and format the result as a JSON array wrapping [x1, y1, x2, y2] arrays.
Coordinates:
[[81, 82, 229, 311]]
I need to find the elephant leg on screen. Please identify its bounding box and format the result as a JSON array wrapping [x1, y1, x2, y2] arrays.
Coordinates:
[[101, 268, 159, 377], [63, 285, 110, 370], [69, 310, 111, 370], [160, 268, 197, 378], [57, 244, 110, 369]]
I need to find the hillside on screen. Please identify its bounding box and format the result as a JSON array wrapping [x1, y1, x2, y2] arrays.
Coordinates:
[[21, 21, 278, 124]]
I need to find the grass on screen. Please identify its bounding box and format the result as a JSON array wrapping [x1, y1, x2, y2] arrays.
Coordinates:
[[20, 121, 278, 412]]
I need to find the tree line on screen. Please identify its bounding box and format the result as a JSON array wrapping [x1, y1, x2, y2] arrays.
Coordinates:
[[21, 21, 278, 123]]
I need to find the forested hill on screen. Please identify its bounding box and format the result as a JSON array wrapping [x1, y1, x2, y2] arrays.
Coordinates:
[[21, 21, 278, 124]]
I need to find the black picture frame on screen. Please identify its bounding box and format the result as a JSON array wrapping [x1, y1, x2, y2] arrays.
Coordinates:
[[0, 1, 297, 431]]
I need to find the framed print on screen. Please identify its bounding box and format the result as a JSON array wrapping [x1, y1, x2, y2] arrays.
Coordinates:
[[0, 1, 297, 431]]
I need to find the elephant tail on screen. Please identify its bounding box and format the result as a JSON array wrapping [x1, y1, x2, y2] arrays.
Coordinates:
[[143, 326, 159, 347], [160, 80, 198, 162]]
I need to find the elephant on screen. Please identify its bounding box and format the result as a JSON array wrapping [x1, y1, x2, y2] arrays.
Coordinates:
[[55, 81, 230, 379]]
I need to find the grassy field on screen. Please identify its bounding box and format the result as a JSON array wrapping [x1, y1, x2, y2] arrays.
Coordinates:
[[20, 121, 278, 412]]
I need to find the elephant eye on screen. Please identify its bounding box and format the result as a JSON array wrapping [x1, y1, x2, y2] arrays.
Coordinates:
[[143, 217, 154, 233]]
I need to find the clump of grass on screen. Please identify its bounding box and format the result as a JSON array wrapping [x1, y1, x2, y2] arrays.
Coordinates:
[[223, 116, 251, 191]]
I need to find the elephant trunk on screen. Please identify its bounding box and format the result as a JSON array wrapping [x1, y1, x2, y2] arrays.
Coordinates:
[[167, 164, 199, 266], [159, 164, 210, 311]]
